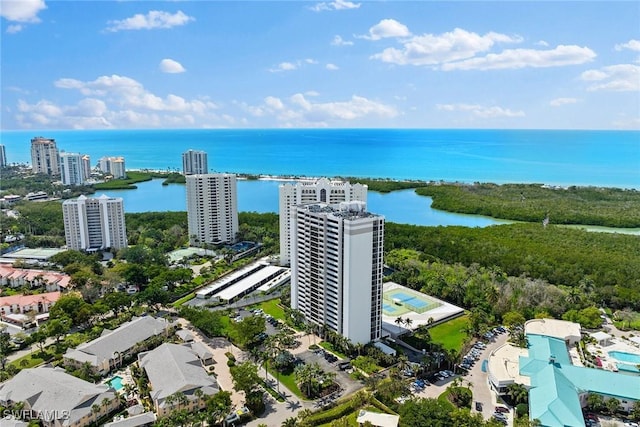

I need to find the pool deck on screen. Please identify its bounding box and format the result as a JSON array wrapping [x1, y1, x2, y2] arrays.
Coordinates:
[[587, 337, 640, 372], [381, 281, 465, 336]]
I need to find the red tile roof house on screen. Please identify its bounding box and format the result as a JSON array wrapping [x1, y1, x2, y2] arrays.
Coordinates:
[[0, 265, 71, 292], [0, 291, 61, 327]]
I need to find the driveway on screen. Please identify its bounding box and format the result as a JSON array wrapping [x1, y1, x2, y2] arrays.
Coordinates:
[[413, 332, 512, 424]]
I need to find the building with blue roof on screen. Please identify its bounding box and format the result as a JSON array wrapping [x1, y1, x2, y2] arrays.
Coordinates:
[[488, 319, 640, 427], [518, 329, 640, 427]]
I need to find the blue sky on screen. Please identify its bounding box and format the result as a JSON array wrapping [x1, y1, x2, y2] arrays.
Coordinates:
[[1, 0, 639, 130]]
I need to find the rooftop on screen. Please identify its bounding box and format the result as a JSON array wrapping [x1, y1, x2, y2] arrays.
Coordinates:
[[524, 318, 581, 341], [139, 343, 218, 405], [64, 316, 169, 368]]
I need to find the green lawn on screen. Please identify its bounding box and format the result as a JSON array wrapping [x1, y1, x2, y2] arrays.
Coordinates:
[[266, 366, 306, 400], [429, 314, 470, 352], [318, 341, 349, 359], [318, 405, 383, 427], [252, 298, 286, 320]]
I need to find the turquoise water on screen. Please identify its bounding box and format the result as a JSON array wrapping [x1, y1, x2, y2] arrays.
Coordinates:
[[108, 375, 124, 391], [387, 291, 429, 309], [2, 129, 638, 189], [617, 363, 640, 373], [609, 351, 640, 364]]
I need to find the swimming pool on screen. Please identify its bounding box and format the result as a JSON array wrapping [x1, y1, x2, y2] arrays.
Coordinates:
[[108, 375, 124, 391], [608, 351, 640, 364]]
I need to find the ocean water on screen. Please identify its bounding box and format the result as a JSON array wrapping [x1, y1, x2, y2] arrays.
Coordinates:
[[1, 129, 639, 189]]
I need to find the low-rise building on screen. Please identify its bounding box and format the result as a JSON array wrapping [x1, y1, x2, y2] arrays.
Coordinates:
[[138, 343, 219, 418], [0, 266, 71, 291], [64, 316, 170, 375], [0, 291, 61, 327], [0, 365, 119, 427]]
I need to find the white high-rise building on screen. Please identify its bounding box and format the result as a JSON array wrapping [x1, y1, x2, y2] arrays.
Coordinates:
[[279, 178, 367, 265], [182, 149, 208, 175], [186, 174, 238, 246], [291, 201, 384, 344], [59, 152, 85, 186], [30, 137, 59, 175], [0, 144, 6, 168], [81, 155, 92, 180], [62, 195, 128, 251], [98, 156, 126, 179]]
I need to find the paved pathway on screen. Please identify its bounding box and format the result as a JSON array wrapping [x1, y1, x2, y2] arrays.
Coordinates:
[[413, 332, 512, 425]]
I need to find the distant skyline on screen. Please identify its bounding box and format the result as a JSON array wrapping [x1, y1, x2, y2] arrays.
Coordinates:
[[1, 0, 639, 130]]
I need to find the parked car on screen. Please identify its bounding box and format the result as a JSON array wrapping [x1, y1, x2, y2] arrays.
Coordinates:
[[475, 402, 483, 411]]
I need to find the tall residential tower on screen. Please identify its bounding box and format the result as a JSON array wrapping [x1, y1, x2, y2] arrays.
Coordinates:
[[279, 178, 367, 265], [186, 174, 238, 246], [290, 201, 384, 345], [182, 149, 208, 175], [62, 195, 127, 251], [30, 137, 59, 175], [59, 152, 86, 186]]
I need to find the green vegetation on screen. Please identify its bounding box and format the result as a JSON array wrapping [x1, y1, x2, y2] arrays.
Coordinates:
[[429, 315, 470, 352], [319, 341, 349, 359], [250, 298, 286, 320], [171, 292, 195, 307], [340, 177, 423, 193], [352, 355, 383, 374], [161, 173, 186, 185], [93, 171, 159, 190], [386, 222, 640, 311], [415, 183, 640, 228]]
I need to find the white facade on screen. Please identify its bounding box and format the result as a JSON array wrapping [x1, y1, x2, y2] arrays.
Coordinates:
[[279, 178, 367, 265], [98, 156, 126, 179], [81, 154, 91, 180], [30, 136, 59, 175], [0, 144, 6, 167], [62, 195, 128, 251], [186, 174, 238, 245], [59, 152, 85, 186], [182, 149, 208, 175], [291, 202, 384, 344]]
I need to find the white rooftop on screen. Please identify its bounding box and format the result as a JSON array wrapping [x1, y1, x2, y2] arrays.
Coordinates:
[[355, 410, 399, 427], [214, 265, 288, 301], [525, 319, 581, 341], [487, 343, 530, 387]]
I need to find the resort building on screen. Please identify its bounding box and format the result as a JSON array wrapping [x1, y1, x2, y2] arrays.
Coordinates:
[[0, 266, 71, 291], [279, 178, 367, 265], [59, 152, 86, 186], [0, 291, 61, 327], [185, 174, 238, 246], [486, 318, 640, 427], [291, 202, 384, 345], [62, 194, 128, 251], [182, 149, 208, 175], [64, 316, 170, 375], [138, 343, 219, 418], [0, 365, 119, 427], [0, 144, 6, 167], [30, 136, 59, 175], [99, 156, 126, 179]]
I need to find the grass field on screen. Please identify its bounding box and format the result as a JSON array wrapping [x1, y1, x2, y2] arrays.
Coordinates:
[[266, 366, 305, 400], [249, 298, 287, 321], [429, 314, 470, 352]]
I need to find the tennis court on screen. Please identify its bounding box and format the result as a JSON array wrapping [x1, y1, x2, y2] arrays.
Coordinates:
[[383, 288, 441, 315]]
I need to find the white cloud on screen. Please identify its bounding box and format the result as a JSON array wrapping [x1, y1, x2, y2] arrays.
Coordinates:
[[536, 40, 549, 47], [371, 28, 522, 66], [159, 58, 186, 73], [332, 35, 353, 46], [310, 0, 360, 12], [326, 63, 339, 70], [549, 97, 578, 107], [242, 94, 397, 126], [269, 59, 319, 72], [14, 74, 223, 129], [615, 39, 640, 52], [437, 103, 525, 118], [612, 117, 640, 129], [0, 0, 46, 22], [361, 19, 411, 41], [106, 10, 194, 32], [6, 24, 23, 34], [269, 62, 298, 72], [442, 45, 596, 71], [580, 64, 640, 91]]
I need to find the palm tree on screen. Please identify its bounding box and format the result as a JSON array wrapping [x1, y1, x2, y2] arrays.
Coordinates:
[[404, 317, 413, 330], [91, 404, 101, 424], [282, 417, 298, 427], [394, 317, 404, 330]]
